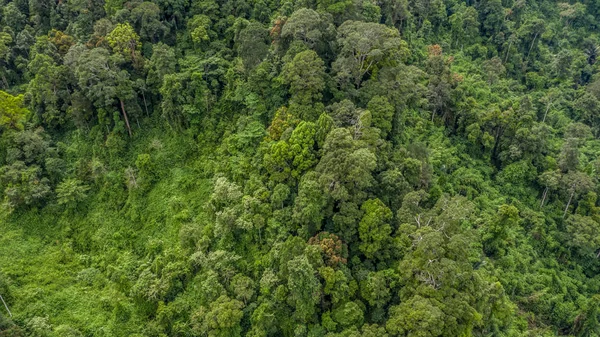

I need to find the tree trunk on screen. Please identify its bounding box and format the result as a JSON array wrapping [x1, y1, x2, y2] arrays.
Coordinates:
[[0, 294, 11, 317], [540, 186, 548, 208], [490, 127, 503, 168], [543, 101, 552, 123], [119, 99, 133, 137], [258, 227, 262, 244], [527, 32, 538, 58], [504, 39, 513, 64], [563, 189, 575, 219], [142, 92, 149, 117]]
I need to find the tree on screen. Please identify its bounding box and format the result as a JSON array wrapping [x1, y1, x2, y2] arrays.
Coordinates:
[[56, 178, 89, 206], [67, 46, 134, 136], [308, 232, 348, 267], [236, 21, 269, 70], [358, 198, 393, 260], [287, 255, 320, 322], [188, 15, 212, 46], [192, 295, 244, 337], [0, 32, 13, 88], [282, 50, 326, 110], [393, 195, 490, 336], [518, 18, 545, 58], [106, 23, 141, 61], [573, 295, 600, 336], [449, 4, 479, 49], [48, 30, 75, 56], [104, 0, 125, 17], [25, 317, 52, 337], [558, 2, 587, 27], [561, 171, 594, 219], [0, 91, 28, 132], [210, 177, 243, 212], [262, 140, 293, 184], [378, 169, 410, 210], [328, 99, 362, 128], [360, 270, 392, 309], [146, 43, 176, 91], [281, 8, 326, 49], [332, 301, 364, 329], [27, 53, 73, 128], [230, 274, 255, 304], [538, 170, 560, 209], [315, 128, 377, 241], [367, 96, 394, 137], [567, 215, 600, 258], [481, 57, 505, 85], [478, 0, 505, 37], [159, 55, 210, 128], [271, 183, 290, 209], [316, 0, 354, 23], [316, 128, 376, 203], [153, 0, 189, 28], [252, 0, 271, 23], [426, 44, 459, 125], [319, 266, 355, 308], [0, 161, 51, 210], [361, 324, 389, 337], [130, 2, 168, 42], [249, 300, 278, 336], [482, 204, 519, 257], [0, 128, 59, 210], [558, 123, 592, 171], [332, 21, 405, 91], [386, 295, 445, 337], [288, 122, 319, 178], [294, 172, 327, 235], [2, 3, 27, 33]]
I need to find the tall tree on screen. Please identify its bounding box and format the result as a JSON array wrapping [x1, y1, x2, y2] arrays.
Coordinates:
[[332, 20, 405, 92], [358, 198, 393, 260], [282, 49, 326, 115]]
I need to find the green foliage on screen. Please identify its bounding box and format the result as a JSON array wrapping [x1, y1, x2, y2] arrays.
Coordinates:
[[333, 20, 406, 91], [106, 23, 141, 60], [0, 127, 60, 210], [358, 198, 392, 260], [281, 8, 328, 49], [236, 21, 269, 70], [0, 91, 28, 131], [282, 50, 326, 111], [287, 255, 320, 322], [104, 0, 125, 17], [189, 15, 212, 45], [2, 0, 600, 336], [56, 178, 89, 206], [367, 96, 394, 138], [192, 295, 244, 337], [386, 295, 444, 337]]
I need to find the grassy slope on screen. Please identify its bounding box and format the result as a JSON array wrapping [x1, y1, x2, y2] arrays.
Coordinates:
[[0, 127, 213, 334]]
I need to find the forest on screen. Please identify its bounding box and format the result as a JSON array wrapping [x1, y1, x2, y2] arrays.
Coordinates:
[[1, 0, 600, 335]]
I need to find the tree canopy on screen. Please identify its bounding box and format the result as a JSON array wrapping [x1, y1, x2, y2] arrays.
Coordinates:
[[1, 0, 600, 336]]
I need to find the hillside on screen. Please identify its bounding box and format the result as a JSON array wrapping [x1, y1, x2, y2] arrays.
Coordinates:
[[1, 0, 600, 336]]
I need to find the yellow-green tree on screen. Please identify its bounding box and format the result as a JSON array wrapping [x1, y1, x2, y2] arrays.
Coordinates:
[[0, 91, 28, 132], [106, 23, 141, 60]]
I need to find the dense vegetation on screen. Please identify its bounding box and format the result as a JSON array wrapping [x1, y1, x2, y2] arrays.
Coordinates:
[[2, 0, 600, 335]]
